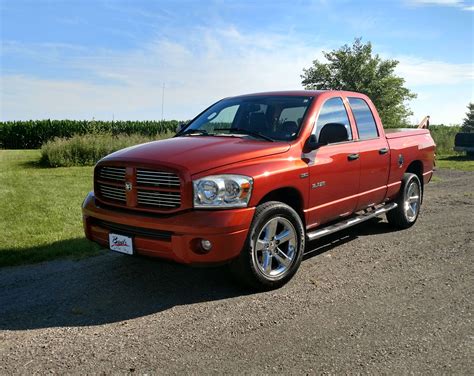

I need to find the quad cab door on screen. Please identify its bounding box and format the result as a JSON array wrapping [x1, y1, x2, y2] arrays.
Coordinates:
[[347, 97, 390, 210], [304, 97, 361, 228]]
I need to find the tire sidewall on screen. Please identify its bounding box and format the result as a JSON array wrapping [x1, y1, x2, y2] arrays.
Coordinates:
[[245, 202, 305, 288], [401, 174, 422, 224]]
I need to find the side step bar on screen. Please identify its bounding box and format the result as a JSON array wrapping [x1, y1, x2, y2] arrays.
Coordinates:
[[306, 202, 398, 241]]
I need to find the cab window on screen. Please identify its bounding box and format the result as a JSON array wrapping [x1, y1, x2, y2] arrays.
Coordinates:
[[348, 97, 379, 139], [313, 97, 352, 143]]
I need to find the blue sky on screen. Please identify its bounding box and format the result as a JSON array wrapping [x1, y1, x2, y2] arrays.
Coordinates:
[[1, 0, 473, 124]]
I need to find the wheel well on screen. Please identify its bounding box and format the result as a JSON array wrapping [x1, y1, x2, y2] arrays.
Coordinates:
[[406, 160, 423, 186], [258, 187, 305, 224]]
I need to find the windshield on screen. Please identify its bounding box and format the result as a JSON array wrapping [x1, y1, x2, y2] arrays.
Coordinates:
[[180, 95, 313, 141]]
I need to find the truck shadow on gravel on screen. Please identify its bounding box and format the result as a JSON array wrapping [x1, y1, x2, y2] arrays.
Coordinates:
[[0, 219, 398, 331]]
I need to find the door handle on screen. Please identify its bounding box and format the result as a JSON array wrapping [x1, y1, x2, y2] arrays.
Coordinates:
[[379, 147, 389, 155], [347, 153, 359, 161]]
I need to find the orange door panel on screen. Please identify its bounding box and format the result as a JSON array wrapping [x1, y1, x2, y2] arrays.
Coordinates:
[[304, 143, 360, 227], [356, 138, 390, 210]]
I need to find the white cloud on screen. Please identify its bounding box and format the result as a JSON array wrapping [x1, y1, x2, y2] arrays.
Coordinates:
[[1, 28, 324, 121], [393, 56, 473, 124], [410, 0, 463, 4], [408, 86, 473, 125], [406, 0, 474, 10], [396, 56, 474, 85], [1, 26, 472, 125]]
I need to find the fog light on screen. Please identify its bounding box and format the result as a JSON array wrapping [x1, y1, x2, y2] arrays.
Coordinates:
[[200, 239, 212, 251]]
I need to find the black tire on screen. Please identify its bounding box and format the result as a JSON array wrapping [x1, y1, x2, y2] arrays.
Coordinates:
[[386, 173, 422, 229], [230, 201, 305, 290]]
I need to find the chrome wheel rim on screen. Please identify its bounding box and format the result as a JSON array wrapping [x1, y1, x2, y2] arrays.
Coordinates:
[[253, 217, 297, 279], [404, 181, 420, 222]]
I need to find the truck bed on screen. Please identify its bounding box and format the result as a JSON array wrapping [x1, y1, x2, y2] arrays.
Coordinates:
[[385, 128, 430, 139]]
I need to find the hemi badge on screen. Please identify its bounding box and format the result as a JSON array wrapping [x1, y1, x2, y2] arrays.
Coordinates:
[[300, 172, 309, 179]]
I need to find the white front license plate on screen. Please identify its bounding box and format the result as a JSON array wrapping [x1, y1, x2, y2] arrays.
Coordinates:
[[109, 233, 133, 255]]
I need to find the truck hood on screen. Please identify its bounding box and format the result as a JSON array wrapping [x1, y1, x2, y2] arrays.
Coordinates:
[[101, 136, 290, 175]]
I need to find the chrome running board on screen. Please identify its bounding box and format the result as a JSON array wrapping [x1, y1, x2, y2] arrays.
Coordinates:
[[306, 202, 398, 241]]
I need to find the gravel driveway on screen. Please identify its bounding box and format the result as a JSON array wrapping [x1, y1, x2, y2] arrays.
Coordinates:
[[1, 168, 472, 374]]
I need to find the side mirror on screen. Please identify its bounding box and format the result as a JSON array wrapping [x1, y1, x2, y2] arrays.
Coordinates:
[[176, 123, 187, 134], [318, 123, 349, 145], [304, 134, 326, 152]]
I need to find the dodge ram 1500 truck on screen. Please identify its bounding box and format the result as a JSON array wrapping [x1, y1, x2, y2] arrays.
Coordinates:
[[82, 90, 436, 289]]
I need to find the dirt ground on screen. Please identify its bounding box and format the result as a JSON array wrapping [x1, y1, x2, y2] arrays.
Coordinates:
[[0, 168, 472, 375]]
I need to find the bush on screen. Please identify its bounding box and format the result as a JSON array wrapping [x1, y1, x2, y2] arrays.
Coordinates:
[[0, 119, 180, 149], [429, 124, 461, 156], [40, 132, 172, 167]]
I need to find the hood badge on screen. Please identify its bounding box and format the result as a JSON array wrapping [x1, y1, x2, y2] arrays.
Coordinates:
[[125, 182, 133, 191]]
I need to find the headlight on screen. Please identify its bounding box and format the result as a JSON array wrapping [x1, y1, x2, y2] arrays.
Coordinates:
[[193, 175, 253, 208]]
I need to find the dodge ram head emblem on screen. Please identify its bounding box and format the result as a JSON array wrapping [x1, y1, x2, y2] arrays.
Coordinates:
[[125, 181, 133, 191]]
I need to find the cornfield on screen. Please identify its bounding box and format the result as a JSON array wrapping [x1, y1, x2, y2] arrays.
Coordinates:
[[0, 119, 180, 149]]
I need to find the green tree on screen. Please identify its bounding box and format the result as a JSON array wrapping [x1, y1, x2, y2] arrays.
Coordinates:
[[461, 103, 474, 133], [301, 38, 416, 128]]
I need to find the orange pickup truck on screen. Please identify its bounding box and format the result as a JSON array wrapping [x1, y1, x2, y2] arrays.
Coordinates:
[[82, 90, 435, 289]]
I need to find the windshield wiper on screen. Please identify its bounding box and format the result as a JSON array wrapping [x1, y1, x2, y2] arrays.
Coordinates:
[[214, 128, 274, 142], [177, 129, 211, 137]]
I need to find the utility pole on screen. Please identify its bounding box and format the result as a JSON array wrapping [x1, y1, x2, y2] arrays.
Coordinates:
[[161, 83, 165, 121]]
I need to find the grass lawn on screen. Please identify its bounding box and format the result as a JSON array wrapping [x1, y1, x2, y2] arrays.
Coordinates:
[[0, 150, 100, 267], [436, 155, 474, 171]]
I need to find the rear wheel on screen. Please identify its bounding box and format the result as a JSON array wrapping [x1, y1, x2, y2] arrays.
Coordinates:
[[230, 201, 305, 290], [386, 173, 422, 229]]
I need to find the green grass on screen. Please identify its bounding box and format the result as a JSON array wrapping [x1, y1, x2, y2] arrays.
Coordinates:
[[436, 155, 474, 171], [0, 150, 101, 267]]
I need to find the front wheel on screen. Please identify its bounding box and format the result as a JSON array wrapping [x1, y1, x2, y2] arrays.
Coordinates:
[[386, 173, 422, 229], [230, 201, 305, 290]]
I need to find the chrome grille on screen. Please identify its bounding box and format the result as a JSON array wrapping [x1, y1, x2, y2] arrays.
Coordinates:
[[136, 169, 180, 188], [96, 165, 182, 210], [98, 183, 126, 202], [137, 190, 181, 208], [136, 168, 181, 209], [99, 166, 126, 182]]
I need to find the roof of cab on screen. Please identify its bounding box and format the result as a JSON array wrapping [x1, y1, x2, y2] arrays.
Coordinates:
[[228, 90, 367, 99]]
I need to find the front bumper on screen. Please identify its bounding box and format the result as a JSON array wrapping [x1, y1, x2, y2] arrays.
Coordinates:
[[82, 192, 254, 264]]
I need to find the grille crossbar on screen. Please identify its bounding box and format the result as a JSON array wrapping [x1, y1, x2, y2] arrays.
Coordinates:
[[137, 190, 181, 208], [99, 184, 126, 202], [99, 166, 126, 181], [136, 169, 180, 187]]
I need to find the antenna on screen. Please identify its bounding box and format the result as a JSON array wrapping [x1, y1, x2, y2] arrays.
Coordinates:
[[161, 83, 165, 121]]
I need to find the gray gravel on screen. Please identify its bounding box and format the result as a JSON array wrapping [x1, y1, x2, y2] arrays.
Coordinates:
[[1, 168, 472, 375]]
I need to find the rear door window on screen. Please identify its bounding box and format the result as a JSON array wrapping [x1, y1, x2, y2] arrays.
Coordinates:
[[348, 97, 379, 140]]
